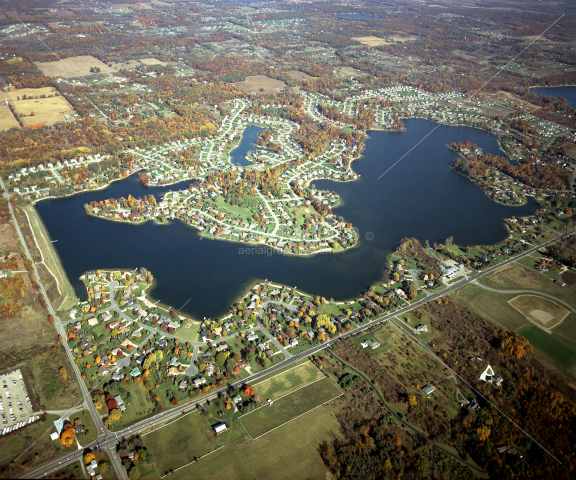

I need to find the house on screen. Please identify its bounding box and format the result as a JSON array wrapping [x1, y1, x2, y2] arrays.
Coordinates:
[[87, 459, 98, 476], [360, 339, 380, 350], [114, 395, 125, 412], [422, 385, 435, 395], [497, 445, 523, 458], [213, 422, 228, 435], [53, 418, 64, 434], [193, 377, 207, 388]]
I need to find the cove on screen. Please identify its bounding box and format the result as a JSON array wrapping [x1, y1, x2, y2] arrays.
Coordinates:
[[230, 124, 264, 166], [35, 118, 537, 320], [532, 86, 576, 109]]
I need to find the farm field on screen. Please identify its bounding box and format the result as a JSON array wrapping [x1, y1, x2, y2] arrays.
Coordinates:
[[34, 55, 117, 77], [157, 405, 340, 480], [239, 376, 342, 439], [143, 411, 221, 475], [509, 295, 569, 329], [0, 86, 75, 128], [251, 361, 324, 401], [0, 105, 19, 131], [233, 75, 286, 94], [452, 286, 576, 377]]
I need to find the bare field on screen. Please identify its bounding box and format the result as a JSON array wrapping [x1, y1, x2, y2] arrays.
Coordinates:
[[138, 57, 167, 66], [234, 75, 286, 94], [352, 36, 389, 46], [0, 105, 20, 131], [285, 70, 312, 81], [35, 55, 116, 78], [509, 295, 569, 329]]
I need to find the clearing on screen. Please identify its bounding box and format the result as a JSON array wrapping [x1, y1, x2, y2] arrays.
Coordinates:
[[509, 295, 569, 330], [239, 376, 342, 439], [143, 411, 221, 475], [233, 75, 286, 94], [285, 70, 313, 81], [251, 361, 324, 401], [34, 55, 117, 78], [160, 405, 340, 480], [0, 105, 19, 131]]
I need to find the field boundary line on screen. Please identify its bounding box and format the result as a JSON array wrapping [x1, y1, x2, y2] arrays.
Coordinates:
[[238, 375, 328, 418], [160, 445, 225, 478], [250, 359, 311, 388], [244, 391, 344, 442], [141, 409, 198, 437]]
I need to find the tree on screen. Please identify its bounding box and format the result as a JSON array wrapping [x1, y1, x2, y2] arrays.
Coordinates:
[[109, 409, 122, 421], [128, 466, 141, 480], [60, 424, 76, 447]]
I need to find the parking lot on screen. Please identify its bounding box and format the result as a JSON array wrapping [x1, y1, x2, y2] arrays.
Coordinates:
[[0, 369, 37, 434]]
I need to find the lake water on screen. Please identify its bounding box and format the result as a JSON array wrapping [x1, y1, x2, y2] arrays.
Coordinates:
[[35, 119, 537, 319], [532, 86, 576, 109], [230, 125, 263, 166]]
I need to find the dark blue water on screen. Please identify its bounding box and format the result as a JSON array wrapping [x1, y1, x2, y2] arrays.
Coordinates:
[[230, 125, 264, 166], [532, 86, 576, 109], [337, 14, 383, 20], [35, 119, 536, 320]]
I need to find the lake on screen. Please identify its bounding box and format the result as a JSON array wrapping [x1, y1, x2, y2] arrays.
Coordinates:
[[35, 119, 537, 320], [532, 86, 576, 109], [230, 125, 264, 167]]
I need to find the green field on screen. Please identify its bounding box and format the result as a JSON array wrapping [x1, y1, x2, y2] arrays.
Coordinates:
[[240, 376, 341, 438], [160, 404, 340, 480], [252, 361, 324, 401], [143, 411, 222, 475]]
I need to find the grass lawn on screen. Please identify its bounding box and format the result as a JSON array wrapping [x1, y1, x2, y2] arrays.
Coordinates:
[[175, 321, 201, 342], [252, 361, 324, 401], [108, 384, 156, 431], [167, 405, 340, 480], [143, 411, 222, 475], [239, 376, 342, 438]]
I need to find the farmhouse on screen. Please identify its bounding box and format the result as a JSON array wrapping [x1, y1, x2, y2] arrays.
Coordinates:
[[213, 422, 229, 435], [422, 385, 435, 395]]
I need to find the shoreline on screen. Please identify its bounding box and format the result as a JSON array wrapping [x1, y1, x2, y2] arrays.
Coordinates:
[[22, 204, 78, 311]]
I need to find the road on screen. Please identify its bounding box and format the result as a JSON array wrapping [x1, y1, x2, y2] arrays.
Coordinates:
[[17, 192, 576, 480], [0, 179, 128, 480]]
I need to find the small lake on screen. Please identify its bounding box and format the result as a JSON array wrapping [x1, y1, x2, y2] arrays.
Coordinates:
[[36, 119, 537, 320], [532, 86, 576, 109], [230, 125, 264, 167]]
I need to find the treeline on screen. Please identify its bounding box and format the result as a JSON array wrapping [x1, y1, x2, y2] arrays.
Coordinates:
[[453, 152, 572, 190]]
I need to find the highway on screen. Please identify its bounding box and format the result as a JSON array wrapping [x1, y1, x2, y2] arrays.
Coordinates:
[[10, 172, 573, 480]]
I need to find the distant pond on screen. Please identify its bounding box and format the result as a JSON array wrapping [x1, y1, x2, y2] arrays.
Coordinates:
[[35, 119, 537, 320], [532, 86, 576, 109]]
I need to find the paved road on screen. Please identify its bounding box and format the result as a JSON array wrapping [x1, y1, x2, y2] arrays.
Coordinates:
[[18, 206, 576, 479], [0, 180, 128, 480]]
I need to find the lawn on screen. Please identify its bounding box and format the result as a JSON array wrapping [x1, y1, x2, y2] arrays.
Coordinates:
[[108, 383, 156, 431], [239, 376, 342, 439], [166, 404, 340, 480], [251, 361, 324, 401], [143, 411, 222, 475]]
